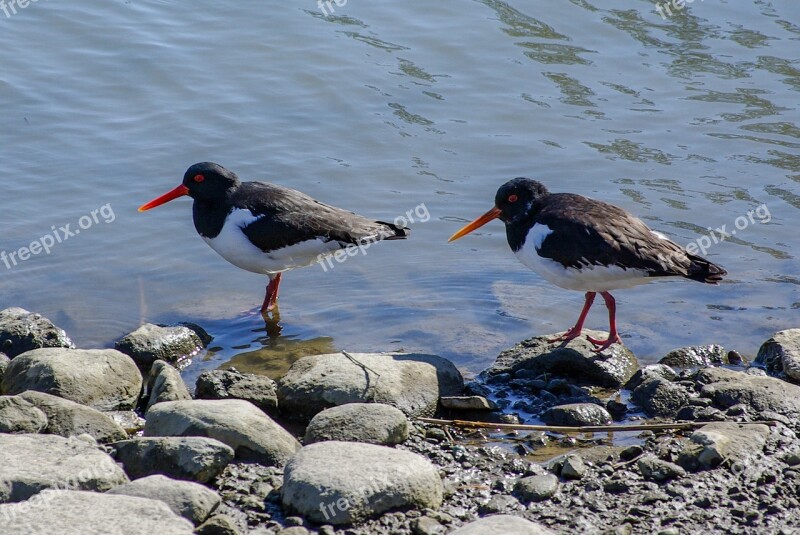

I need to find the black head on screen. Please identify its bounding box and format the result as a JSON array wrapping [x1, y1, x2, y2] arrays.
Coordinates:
[[494, 177, 549, 224], [139, 162, 241, 212]]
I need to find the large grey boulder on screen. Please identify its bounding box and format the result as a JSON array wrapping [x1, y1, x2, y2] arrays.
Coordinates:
[[145, 360, 192, 412], [482, 331, 639, 388], [282, 441, 443, 525], [304, 403, 409, 445], [0, 490, 194, 535], [0, 434, 128, 503], [449, 515, 557, 535], [1, 348, 142, 411], [144, 399, 300, 466], [115, 323, 204, 369], [107, 474, 220, 526], [696, 367, 800, 421], [541, 403, 612, 426], [195, 369, 278, 415], [0, 308, 73, 358], [678, 422, 770, 471], [19, 391, 127, 443], [0, 395, 48, 433], [277, 352, 463, 421], [111, 437, 234, 483], [756, 329, 800, 381]]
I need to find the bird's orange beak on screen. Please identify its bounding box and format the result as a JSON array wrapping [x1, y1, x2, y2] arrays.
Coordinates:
[[138, 184, 190, 212], [448, 206, 502, 242]]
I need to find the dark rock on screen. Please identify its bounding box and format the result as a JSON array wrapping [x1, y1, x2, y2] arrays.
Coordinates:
[[620, 445, 644, 462], [659, 344, 728, 368], [542, 403, 612, 426], [631, 378, 689, 418], [195, 369, 278, 415], [440, 396, 496, 411], [637, 455, 686, 481], [115, 323, 204, 370], [755, 329, 800, 381], [0, 395, 48, 433], [111, 436, 234, 483], [624, 364, 678, 391], [606, 399, 628, 419], [514, 473, 558, 503], [145, 360, 192, 412], [304, 402, 409, 445], [0, 308, 73, 358], [107, 474, 221, 525], [463, 381, 491, 398], [19, 391, 127, 443]]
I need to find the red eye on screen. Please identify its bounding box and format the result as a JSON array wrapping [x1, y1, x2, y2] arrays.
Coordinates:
[[193, 174, 205, 183], [508, 194, 518, 203]]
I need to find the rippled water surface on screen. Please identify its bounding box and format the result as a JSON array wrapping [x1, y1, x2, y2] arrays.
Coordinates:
[[2, 1, 798, 378]]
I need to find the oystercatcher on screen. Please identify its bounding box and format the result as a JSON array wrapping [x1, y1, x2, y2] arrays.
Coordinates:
[[139, 162, 409, 312], [449, 178, 726, 352]]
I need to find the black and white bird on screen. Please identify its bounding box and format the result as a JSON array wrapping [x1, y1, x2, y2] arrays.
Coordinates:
[[139, 162, 408, 313], [449, 178, 726, 352]]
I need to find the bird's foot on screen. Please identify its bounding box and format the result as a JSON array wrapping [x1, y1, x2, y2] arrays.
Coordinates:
[[548, 327, 583, 344], [586, 333, 622, 353]]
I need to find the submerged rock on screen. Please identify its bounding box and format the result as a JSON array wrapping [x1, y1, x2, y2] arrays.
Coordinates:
[[659, 345, 728, 368], [111, 436, 234, 483], [19, 391, 127, 443], [115, 323, 205, 370], [541, 403, 612, 426], [0, 308, 73, 358], [304, 402, 409, 446], [482, 331, 639, 388], [755, 329, 800, 381], [145, 360, 192, 412], [195, 368, 278, 415]]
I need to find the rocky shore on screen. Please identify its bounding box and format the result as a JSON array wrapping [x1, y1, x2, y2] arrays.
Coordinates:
[[1, 306, 800, 534]]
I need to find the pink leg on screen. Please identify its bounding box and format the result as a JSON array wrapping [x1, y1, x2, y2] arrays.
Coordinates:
[[586, 291, 622, 352], [548, 292, 596, 343], [260, 272, 282, 313]]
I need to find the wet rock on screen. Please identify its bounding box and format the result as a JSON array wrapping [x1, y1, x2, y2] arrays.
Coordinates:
[[195, 368, 278, 415], [696, 367, 800, 421], [107, 474, 220, 525], [0, 308, 74, 358], [561, 454, 587, 479], [542, 403, 612, 426], [0, 395, 48, 433], [1, 348, 142, 411], [277, 352, 463, 421], [659, 344, 728, 368], [19, 391, 127, 443], [514, 473, 558, 503], [145, 360, 192, 412], [449, 514, 557, 534], [195, 514, 240, 535], [631, 378, 689, 418], [482, 331, 639, 388], [637, 455, 686, 481], [624, 364, 678, 391], [304, 403, 409, 446], [107, 410, 146, 434], [676, 405, 726, 422], [0, 434, 128, 502], [755, 329, 800, 381], [282, 441, 443, 525], [0, 489, 194, 534], [606, 399, 629, 419], [678, 422, 769, 470], [144, 399, 300, 466], [440, 396, 495, 411], [115, 323, 204, 370], [111, 436, 234, 483]]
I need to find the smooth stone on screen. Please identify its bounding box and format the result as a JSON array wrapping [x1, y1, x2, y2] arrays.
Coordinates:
[[696, 367, 800, 420], [624, 364, 678, 391], [0, 434, 128, 503], [514, 474, 559, 503], [659, 345, 728, 368], [0, 308, 73, 358], [107, 474, 221, 525], [144, 399, 300, 466], [282, 441, 443, 525], [146, 360, 192, 412], [115, 323, 204, 369], [304, 402, 409, 446], [440, 396, 496, 411], [449, 514, 557, 534], [277, 352, 463, 421], [0, 489, 193, 534], [631, 378, 689, 418], [195, 514, 241, 535], [111, 436, 234, 483], [482, 331, 639, 388], [0, 352, 9, 383], [18, 391, 127, 443], [195, 368, 278, 415], [756, 329, 800, 381], [561, 454, 587, 480], [678, 422, 770, 470], [542, 403, 612, 426], [411, 515, 447, 535], [0, 395, 48, 433], [1, 348, 142, 411], [637, 454, 686, 481]]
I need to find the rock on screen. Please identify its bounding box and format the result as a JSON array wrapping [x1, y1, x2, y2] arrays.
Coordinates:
[[195, 514, 240, 535], [107, 410, 146, 434], [277, 352, 463, 421], [478, 494, 521, 515], [514, 473, 559, 503], [282, 441, 443, 525], [756, 329, 800, 381], [696, 367, 800, 421], [0, 489, 194, 534], [541, 403, 611, 426], [624, 364, 678, 391], [18, 391, 127, 443], [195, 369, 278, 415], [0, 352, 9, 383], [144, 399, 300, 466], [146, 360, 192, 412], [449, 514, 557, 534], [111, 436, 234, 483], [0, 308, 73, 358], [107, 474, 220, 525], [0, 395, 48, 433], [115, 323, 204, 369], [440, 396, 496, 411], [561, 454, 587, 479], [411, 515, 446, 535], [637, 455, 686, 481], [482, 331, 639, 388], [1, 348, 142, 411], [659, 345, 728, 368], [304, 403, 409, 446], [631, 378, 689, 418], [0, 434, 128, 503], [678, 422, 770, 470]]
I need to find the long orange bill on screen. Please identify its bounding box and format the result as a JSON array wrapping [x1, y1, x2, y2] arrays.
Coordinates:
[[138, 184, 190, 212], [448, 206, 502, 242]]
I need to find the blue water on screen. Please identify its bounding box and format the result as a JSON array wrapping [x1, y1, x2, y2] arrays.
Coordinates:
[[2, 0, 798, 379]]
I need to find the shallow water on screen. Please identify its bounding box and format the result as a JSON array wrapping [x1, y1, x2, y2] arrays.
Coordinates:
[[2, 1, 798, 379]]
